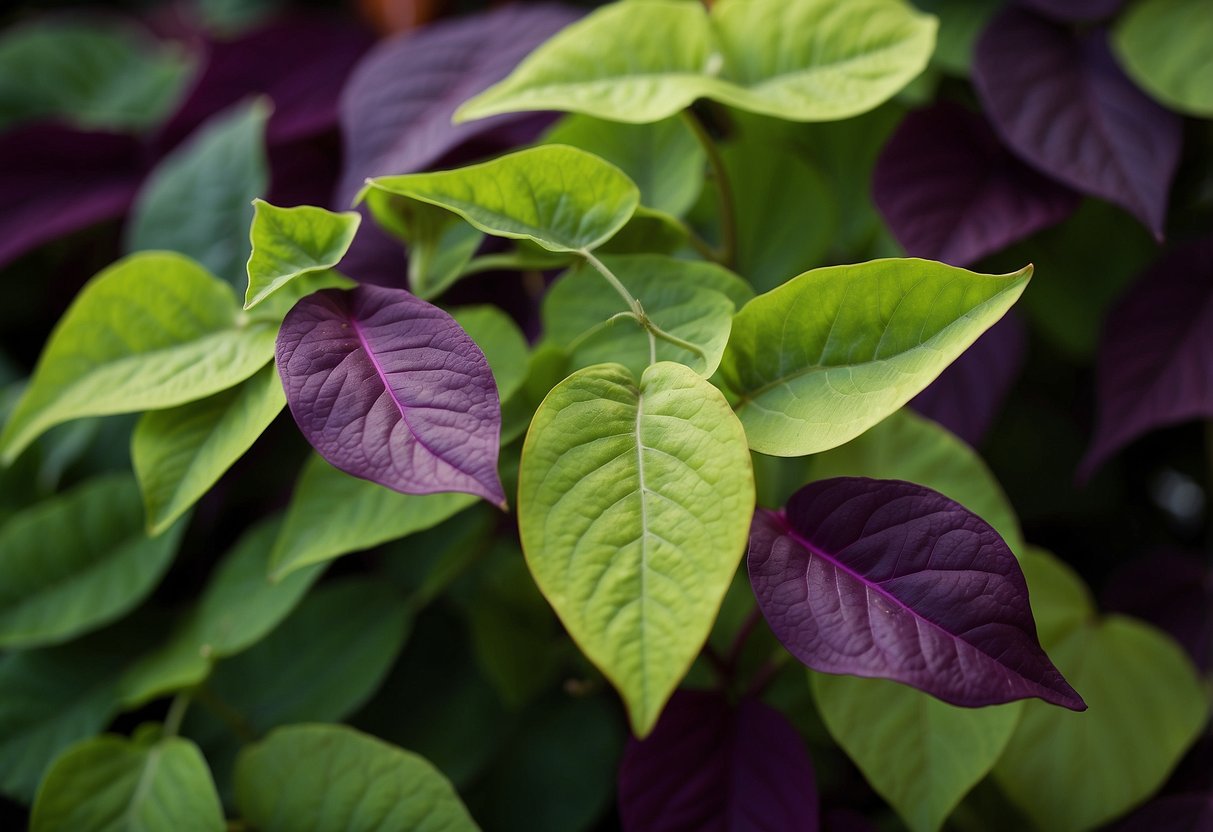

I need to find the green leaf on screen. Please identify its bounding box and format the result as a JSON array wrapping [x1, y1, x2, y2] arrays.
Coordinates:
[[542, 114, 705, 217], [132, 363, 285, 535], [500, 343, 571, 445], [234, 724, 478, 832], [993, 548, 1210, 832], [451, 305, 530, 403], [0, 252, 276, 463], [0, 474, 185, 650], [359, 145, 640, 253], [244, 199, 361, 310], [127, 100, 270, 287], [720, 258, 1031, 456], [1114, 0, 1213, 117], [813, 673, 1021, 832], [269, 455, 477, 580], [31, 733, 224, 832], [544, 254, 750, 378], [0, 21, 192, 131], [362, 192, 485, 300], [518, 361, 755, 735], [597, 206, 692, 256], [912, 0, 1000, 77], [456, 0, 936, 124]]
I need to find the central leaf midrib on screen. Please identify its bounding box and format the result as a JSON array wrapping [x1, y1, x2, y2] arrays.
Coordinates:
[[632, 383, 651, 718]]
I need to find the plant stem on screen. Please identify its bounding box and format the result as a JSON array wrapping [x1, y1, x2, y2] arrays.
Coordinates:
[[725, 604, 763, 673], [680, 109, 737, 268], [163, 693, 191, 738], [745, 650, 790, 699]]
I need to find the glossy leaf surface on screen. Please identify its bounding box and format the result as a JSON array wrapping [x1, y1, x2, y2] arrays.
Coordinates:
[[749, 478, 1083, 708], [721, 258, 1030, 456], [276, 284, 505, 506], [518, 362, 755, 735], [245, 200, 361, 310], [1114, 0, 1213, 116]]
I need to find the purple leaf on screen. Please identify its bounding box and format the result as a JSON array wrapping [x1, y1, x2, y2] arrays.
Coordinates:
[[872, 102, 1079, 267], [972, 9, 1181, 238], [910, 312, 1028, 447], [1016, 0, 1127, 22], [275, 284, 505, 506], [335, 3, 580, 203], [1102, 549, 1212, 672], [1080, 238, 1213, 479], [618, 690, 819, 832], [1114, 793, 1213, 832], [748, 478, 1085, 710], [0, 124, 146, 268]]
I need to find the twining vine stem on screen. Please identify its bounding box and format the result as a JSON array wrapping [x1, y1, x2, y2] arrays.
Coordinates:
[[680, 109, 737, 268]]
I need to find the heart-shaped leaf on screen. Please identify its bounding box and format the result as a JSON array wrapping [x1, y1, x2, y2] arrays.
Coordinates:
[[1114, 0, 1213, 117], [720, 258, 1030, 457], [275, 284, 505, 506], [519, 362, 755, 735], [749, 477, 1084, 709], [245, 199, 361, 310], [618, 690, 819, 831], [972, 9, 1181, 238], [0, 252, 277, 463], [359, 145, 639, 254]]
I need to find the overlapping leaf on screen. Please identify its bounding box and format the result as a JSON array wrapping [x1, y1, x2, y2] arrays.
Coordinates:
[[244, 199, 361, 310], [1114, 0, 1213, 117]]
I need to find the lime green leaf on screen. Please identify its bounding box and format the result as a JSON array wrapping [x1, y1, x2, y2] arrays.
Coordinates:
[[0, 21, 192, 132], [0, 475, 185, 650], [245, 269, 358, 322], [31, 733, 224, 832], [244, 199, 361, 310], [457, 0, 936, 124], [0, 252, 276, 463], [994, 548, 1209, 832], [598, 206, 693, 256], [362, 194, 485, 300], [500, 343, 571, 445], [720, 258, 1031, 456], [451, 305, 530, 402], [133, 363, 285, 535], [127, 101, 269, 287], [1114, 0, 1213, 117], [518, 361, 755, 735], [813, 673, 1021, 832], [544, 254, 749, 377], [359, 145, 640, 253], [270, 455, 477, 580], [235, 724, 478, 832]]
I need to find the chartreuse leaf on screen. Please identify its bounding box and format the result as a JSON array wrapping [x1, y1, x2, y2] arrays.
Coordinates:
[[812, 673, 1021, 832], [0, 475, 185, 650], [456, 0, 936, 124], [367, 197, 485, 300], [451, 305, 530, 403], [270, 455, 476, 580], [132, 363, 285, 535], [235, 724, 478, 832], [1114, 0, 1213, 117], [720, 258, 1031, 456], [127, 101, 269, 287], [0, 252, 277, 463], [518, 362, 755, 735], [359, 145, 640, 253], [993, 549, 1210, 832], [244, 199, 361, 310], [31, 731, 224, 832], [543, 254, 751, 378]]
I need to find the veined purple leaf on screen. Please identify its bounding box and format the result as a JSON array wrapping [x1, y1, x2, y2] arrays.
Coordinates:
[[873, 102, 1078, 267], [618, 690, 819, 832], [336, 3, 580, 203], [0, 124, 145, 268], [1114, 793, 1213, 832], [972, 9, 1181, 238], [1102, 549, 1212, 672], [910, 312, 1028, 447], [275, 284, 505, 506], [748, 478, 1085, 710], [1017, 0, 1127, 22], [1080, 238, 1213, 479]]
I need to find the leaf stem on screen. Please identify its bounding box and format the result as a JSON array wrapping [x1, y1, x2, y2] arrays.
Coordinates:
[[680, 109, 737, 268], [725, 604, 763, 673], [461, 250, 573, 277], [163, 693, 191, 738], [744, 650, 790, 699]]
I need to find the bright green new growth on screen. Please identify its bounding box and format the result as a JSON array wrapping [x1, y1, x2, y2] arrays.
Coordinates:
[[244, 199, 361, 310], [359, 144, 640, 253], [0, 252, 276, 463], [234, 724, 479, 832], [518, 362, 755, 736], [1113, 0, 1213, 117], [720, 258, 1032, 456], [456, 0, 937, 125]]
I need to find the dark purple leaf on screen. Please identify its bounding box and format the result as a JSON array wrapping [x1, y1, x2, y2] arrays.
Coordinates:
[[1102, 549, 1212, 672], [1016, 0, 1127, 22], [1079, 238, 1213, 479], [748, 478, 1085, 710], [1114, 793, 1213, 832], [618, 690, 819, 832], [910, 312, 1028, 447], [972, 9, 1181, 238], [0, 124, 146, 268], [335, 3, 580, 203], [872, 102, 1078, 267], [275, 284, 505, 506]]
